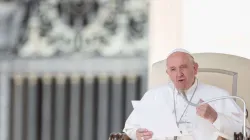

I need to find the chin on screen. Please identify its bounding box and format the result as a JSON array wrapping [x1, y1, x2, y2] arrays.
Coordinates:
[[177, 84, 189, 89], [175, 86, 185, 90]]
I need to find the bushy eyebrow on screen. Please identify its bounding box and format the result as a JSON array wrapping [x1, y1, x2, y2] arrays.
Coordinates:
[[180, 64, 188, 67], [169, 64, 188, 70]]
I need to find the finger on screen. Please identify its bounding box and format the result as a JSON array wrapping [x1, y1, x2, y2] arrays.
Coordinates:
[[203, 110, 209, 118], [197, 105, 216, 119], [196, 105, 205, 112], [201, 105, 209, 110], [197, 106, 206, 113], [143, 133, 153, 140], [197, 104, 208, 111], [139, 133, 145, 140], [198, 99, 207, 107], [196, 105, 202, 110], [198, 109, 211, 119], [144, 135, 153, 140], [197, 101, 206, 108], [137, 128, 147, 133], [196, 109, 206, 118], [197, 112, 205, 118], [143, 131, 153, 136], [199, 99, 204, 103]]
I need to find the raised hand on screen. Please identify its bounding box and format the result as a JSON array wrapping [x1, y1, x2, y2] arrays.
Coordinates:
[[196, 99, 218, 123], [136, 128, 153, 140]]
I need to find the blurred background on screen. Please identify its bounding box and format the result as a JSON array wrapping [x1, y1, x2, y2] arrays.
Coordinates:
[[0, 0, 149, 140], [2, 0, 250, 140]]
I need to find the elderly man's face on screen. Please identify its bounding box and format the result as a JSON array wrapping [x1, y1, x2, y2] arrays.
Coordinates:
[[166, 52, 198, 90]]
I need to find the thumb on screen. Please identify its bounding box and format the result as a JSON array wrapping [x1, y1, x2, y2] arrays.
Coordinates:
[[198, 99, 204, 103], [137, 128, 147, 133]]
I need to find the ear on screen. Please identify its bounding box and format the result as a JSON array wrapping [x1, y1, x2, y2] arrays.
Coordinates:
[[194, 62, 199, 74], [166, 69, 169, 74]]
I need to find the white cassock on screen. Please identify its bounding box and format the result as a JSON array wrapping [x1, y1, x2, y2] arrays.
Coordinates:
[[123, 78, 250, 140]]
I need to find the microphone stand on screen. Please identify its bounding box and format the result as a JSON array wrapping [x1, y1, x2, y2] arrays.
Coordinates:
[[180, 91, 247, 139]]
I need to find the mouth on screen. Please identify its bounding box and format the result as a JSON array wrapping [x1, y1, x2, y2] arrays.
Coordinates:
[[178, 79, 185, 82]]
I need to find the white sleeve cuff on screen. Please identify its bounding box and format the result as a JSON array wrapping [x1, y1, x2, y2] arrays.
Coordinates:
[[123, 128, 138, 140]]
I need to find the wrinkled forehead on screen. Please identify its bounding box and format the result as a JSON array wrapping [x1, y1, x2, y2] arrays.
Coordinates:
[[166, 52, 194, 67]]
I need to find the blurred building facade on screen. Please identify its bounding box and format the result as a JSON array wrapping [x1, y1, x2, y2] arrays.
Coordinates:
[[0, 0, 149, 140]]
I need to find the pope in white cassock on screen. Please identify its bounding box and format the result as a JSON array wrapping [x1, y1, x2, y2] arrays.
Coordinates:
[[123, 48, 250, 140]]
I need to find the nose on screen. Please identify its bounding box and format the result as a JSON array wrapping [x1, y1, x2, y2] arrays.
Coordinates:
[[177, 69, 183, 77]]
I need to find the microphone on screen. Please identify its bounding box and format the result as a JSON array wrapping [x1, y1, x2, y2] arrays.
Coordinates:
[[179, 90, 248, 139]]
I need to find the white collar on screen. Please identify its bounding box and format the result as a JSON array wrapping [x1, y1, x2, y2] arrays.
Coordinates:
[[185, 78, 198, 95]]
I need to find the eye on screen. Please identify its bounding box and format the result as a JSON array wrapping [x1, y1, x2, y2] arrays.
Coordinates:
[[180, 65, 188, 69], [170, 68, 176, 71]]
